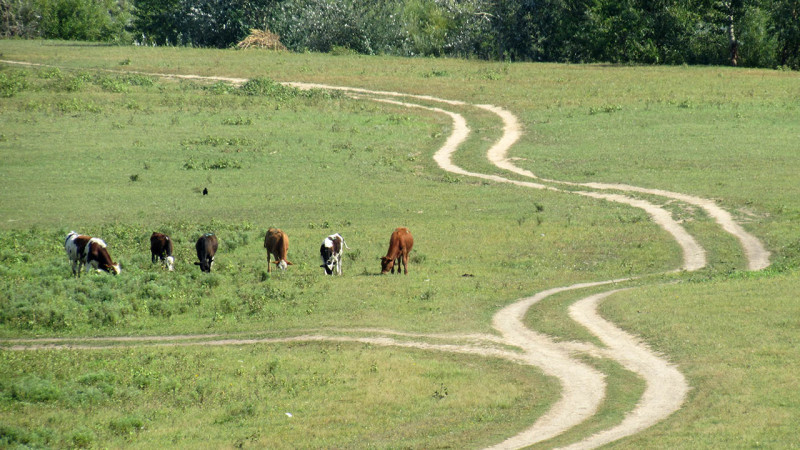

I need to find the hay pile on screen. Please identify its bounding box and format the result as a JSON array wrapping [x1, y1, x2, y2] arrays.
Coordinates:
[[236, 29, 287, 50]]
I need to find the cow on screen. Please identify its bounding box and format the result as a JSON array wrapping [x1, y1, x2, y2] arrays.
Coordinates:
[[264, 228, 292, 272], [64, 231, 121, 277], [380, 227, 414, 275], [320, 233, 349, 275], [195, 233, 218, 273], [150, 232, 175, 271]]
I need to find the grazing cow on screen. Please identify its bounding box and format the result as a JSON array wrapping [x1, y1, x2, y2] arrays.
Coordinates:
[[194, 233, 218, 273], [264, 228, 292, 272], [150, 232, 175, 271], [320, 233, 349, 275], [380, 227, 414, 275], [64, 231, 121, 276]]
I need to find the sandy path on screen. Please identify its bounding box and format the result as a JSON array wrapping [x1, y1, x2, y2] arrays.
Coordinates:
[[0, 60, 771, 448], [562, 290, 690, 449], [480, 103, 770, 271]]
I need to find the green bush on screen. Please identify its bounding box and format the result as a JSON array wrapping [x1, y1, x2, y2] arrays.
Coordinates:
[[10, 376, 62, 402], [0, 70, 30, 98], [35, 0, 132, 42]]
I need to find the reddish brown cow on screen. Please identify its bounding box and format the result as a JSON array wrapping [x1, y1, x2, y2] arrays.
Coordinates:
[[64, 231, 121, 276], [380, 227, 414, 275], [264, 228, 292, 272]]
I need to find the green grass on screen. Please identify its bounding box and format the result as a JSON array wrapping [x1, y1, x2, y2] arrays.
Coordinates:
[[600, 275, 800, 448], [1, 40, 799, 447], [0, 344, 554, 448]]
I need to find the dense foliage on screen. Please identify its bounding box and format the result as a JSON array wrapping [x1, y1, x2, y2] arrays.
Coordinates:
[[1, 0, 798, 68]]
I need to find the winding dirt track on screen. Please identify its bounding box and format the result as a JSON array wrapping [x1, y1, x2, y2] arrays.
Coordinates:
[[0, 61, 771, 448]]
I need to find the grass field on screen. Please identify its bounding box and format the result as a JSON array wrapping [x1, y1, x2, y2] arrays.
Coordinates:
[[1, 40, 799, 448]]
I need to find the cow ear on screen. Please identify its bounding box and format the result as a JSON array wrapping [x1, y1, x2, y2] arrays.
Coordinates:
[[286, 261, 293, 266], [194, 262, 201, 265]]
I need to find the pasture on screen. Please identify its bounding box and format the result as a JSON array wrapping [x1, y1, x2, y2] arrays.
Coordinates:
[[1, 40, 799, 448]]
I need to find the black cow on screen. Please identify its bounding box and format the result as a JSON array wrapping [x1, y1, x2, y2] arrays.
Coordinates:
[[195, 233, 218, 273], [150, 232, 174, 271]]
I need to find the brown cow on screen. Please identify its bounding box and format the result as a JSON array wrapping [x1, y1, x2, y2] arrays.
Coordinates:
[[380, 227, 414, 275], [64, 231, 121, 276], [264, 228, 292, 272], [150, 232, 174, 271]]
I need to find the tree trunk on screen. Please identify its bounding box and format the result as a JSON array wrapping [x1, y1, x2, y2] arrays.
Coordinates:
[[727, 9, 738, 66]]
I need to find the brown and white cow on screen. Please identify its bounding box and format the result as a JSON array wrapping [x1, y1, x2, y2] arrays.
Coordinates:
[[380, 227, 414, 275], [320, 233, 349, 275], [150, 232, 174, 271], [64, 231, 121, 276], [264, 228, 292, 272], [194, 233, 218, 273]]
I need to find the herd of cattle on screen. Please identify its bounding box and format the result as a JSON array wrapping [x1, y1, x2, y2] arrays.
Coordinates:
[[63, 227, 414, 277]]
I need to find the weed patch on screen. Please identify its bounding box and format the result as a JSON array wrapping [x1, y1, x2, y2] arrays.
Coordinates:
[[183, 157, 242, 170], [0, 70, 30, 97]]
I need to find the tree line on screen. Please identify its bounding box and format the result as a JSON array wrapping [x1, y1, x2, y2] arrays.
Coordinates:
[[2, 0, 798, 69]]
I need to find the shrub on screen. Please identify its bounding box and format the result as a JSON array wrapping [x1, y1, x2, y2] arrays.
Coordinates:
[[10, 376, 62, 402], [69, 428, 96, 448], [109, 414, 145, 435], [0, 71, 30, 98], [35, 0, 132, 42], [237, 77, 299, 98]]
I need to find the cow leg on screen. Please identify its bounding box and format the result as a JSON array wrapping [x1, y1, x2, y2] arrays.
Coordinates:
[[402, 254, 409, 274], [152, 252, 157, 264], [267, 253, 272, 273]]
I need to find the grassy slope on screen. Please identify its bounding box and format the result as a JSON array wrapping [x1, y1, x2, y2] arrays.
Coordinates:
[[1, 40, 799, 448]]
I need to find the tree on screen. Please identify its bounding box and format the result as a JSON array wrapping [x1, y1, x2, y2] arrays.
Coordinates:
[[771, 0, 800, 68], [714, 0, 745, 66], [31, 0, 131, 42], [131, 0, 182, 45], [132, 0, 276, 47], [485, 0, 537, 60]]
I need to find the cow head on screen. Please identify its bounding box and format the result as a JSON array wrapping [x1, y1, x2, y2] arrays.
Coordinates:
[[165, 256, 175, 271], [380, 256, 394, 274], [96, 262, 121, 275], [195, 260, 212, 273], [273, 260, 292, 271], [107, 263, 121, 275]]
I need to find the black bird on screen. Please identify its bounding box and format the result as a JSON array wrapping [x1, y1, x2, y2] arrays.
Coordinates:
[[202, 188, 208, 195]]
